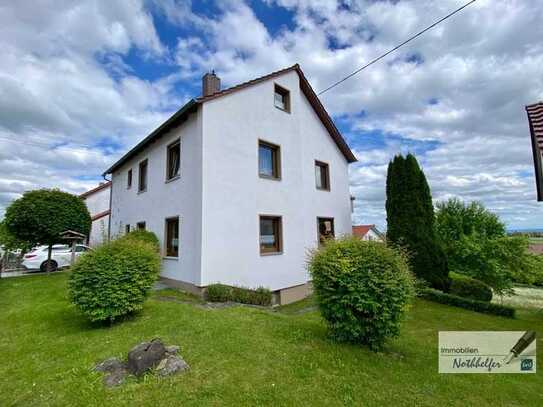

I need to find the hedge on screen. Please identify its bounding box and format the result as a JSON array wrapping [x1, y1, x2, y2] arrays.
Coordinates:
[[420, 288, 515, 318], [206, 284, 272, 306], [449, 272, 493, 302]]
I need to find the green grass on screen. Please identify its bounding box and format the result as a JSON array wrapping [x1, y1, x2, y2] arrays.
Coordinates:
[[1, 273, 543, 406]]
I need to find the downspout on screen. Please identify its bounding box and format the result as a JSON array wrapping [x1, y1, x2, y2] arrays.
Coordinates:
[[103, 173, 112, 242]]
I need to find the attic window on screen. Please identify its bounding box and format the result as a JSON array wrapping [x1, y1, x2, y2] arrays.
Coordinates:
[[274, 84, 290, 112]]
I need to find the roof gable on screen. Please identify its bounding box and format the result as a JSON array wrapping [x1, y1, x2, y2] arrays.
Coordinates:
[[104, 64, 356, 175], [197, 64, 357, 163], [352, 224, 383, 239], [79, 181, 111, 199]]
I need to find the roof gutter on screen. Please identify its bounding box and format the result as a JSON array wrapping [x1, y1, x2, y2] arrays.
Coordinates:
[[103, 99, 199, 176]]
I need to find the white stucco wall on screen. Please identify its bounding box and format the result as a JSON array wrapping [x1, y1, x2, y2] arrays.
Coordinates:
[[84, 186, 109, 215], [88, 217, 109, 247], [109, 111, 203, 285], [199, 70, 352, 291], [362, 229, 383, 241], [82, 185, 110, 247]]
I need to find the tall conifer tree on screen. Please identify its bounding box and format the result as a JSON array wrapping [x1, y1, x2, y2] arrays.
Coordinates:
[[386, 154, 449, 290]]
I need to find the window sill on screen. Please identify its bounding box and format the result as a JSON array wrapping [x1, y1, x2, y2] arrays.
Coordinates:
[[316, 187, 331, 192], [259, 174, 281, 181], [260, 251, 283, 256], [274, 105, 291, 114], [163, 256, 179, 261], [137, 189, 147, 195], [165, 175, 180, 184]]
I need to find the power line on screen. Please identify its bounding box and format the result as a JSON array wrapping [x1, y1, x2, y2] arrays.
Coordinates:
[[318, 0, 478, 96], [0, 136, 112, 155]]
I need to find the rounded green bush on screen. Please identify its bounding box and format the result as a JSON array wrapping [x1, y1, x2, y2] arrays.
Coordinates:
[[68, 239, 160, 323], [120, 229, 160, 251], [309, 237, 415, 350], [449, 272, 493, 302]]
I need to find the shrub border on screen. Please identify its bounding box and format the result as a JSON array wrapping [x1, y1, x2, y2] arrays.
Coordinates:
[[420, 288, 515, 318], [205, 283, 272, 306]]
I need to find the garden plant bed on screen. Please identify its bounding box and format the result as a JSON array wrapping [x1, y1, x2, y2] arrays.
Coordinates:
[[1, 273, 542, 406]]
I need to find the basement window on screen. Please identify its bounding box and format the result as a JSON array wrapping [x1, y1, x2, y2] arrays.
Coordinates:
[[125, 224, 130, 234], [315, 160, 330, 191], [259, 140, 281, 179], [274, 84, 290, 112], [317, 217, 334, 245], [137, 221, 146, 230], [166, 139, 181, 181], [165, 217, 179, 257], [138, 159, 148, 192], [260, 215, 283, 255]]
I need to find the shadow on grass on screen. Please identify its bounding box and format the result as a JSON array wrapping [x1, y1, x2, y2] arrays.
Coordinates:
[[44, 303, 149, 335]]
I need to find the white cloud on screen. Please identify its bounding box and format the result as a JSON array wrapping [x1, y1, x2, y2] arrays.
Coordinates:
[[0, 0, 542, 230], [168, 0, 543, 229], [0, 0, 181, 216]]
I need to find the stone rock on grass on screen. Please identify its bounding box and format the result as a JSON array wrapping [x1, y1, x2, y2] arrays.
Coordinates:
[[95, 358, 129, 387], [103, 366, 129, 387], [127, 338, 166, 376], [95, 358, 124, 373], [156, 354, 189, 377], [165, 345, 180, 355]]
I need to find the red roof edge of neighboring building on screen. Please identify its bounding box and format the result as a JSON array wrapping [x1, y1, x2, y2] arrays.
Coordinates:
[[352, 224, 374, 238], [79, 181, 112, 199]]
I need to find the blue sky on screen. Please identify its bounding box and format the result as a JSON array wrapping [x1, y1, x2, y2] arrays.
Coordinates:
[[0, 0, 542, 230]]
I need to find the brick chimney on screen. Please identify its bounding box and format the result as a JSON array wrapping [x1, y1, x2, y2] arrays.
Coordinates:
[[202, 70, 220, 97]]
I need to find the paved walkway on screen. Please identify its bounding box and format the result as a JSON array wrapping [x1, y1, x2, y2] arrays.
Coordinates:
[[0, 269, 62, 278]]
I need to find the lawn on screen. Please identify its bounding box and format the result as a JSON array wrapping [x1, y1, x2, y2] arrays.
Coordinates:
[[1, 273, 542, 406]]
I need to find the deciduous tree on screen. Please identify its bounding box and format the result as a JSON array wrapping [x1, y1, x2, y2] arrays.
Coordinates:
[[4, 189, 91, 273]]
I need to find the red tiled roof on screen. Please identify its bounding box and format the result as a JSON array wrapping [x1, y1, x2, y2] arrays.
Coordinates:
[[352, 225, 375, 238], [79, 181, 111, 199], [196, 65, 298, 103], [526, 102, 543, 201]]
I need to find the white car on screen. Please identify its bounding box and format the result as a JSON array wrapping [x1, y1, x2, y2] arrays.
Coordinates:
[[22, 244, 91, 272]]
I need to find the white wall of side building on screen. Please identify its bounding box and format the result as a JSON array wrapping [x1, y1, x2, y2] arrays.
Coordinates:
[[362, 229, 382, 241], [82, 185, 110, 247], [200, 70, 352, 291], [109, 111, 203, 286]]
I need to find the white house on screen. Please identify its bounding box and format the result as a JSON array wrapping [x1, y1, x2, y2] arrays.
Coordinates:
[[80, 182, 111, 247], [352, 225, 384, 242], [103, 64, 357, 304]]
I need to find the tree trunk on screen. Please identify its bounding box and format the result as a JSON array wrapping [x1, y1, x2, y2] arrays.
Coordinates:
[[47, 244, 52, 275]]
